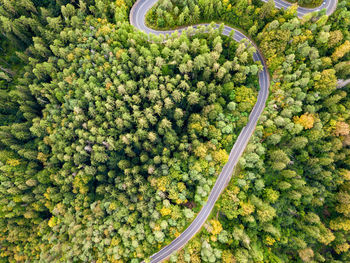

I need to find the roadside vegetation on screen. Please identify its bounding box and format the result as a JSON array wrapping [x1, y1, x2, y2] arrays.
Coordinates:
[[147, 0, 350, 262], [0, 0, 350, 262], [286, 0, 323, 8]]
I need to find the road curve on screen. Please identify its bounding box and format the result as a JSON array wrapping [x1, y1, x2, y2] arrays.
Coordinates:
[[129, 0, 337, 262], [261, 0, 338, 17]]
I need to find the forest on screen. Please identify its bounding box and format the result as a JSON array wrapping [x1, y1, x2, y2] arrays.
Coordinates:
[[0, 0, 350, 262]]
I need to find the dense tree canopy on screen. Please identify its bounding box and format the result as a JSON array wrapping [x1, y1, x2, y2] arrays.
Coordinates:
[[0, 0, 261, 261], [0, 0, 350, 262]]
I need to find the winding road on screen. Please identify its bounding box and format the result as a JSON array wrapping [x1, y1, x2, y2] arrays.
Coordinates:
[[129, 0, 337, 262]]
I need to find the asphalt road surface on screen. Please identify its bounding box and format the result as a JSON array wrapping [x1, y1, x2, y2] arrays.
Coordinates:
[[260, 0, 337, 17], [129, 0, 337, 262]]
